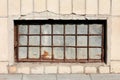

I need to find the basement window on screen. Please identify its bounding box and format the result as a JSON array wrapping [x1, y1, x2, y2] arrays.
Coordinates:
[[14, 20, 106, 63]]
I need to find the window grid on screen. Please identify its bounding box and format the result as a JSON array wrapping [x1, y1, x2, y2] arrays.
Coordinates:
[[15, 23, 104, 63]]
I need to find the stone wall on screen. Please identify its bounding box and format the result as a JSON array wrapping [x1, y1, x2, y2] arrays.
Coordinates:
[[0, 0, 120, 74]]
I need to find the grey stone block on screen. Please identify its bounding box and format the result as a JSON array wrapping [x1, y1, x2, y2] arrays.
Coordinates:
[[91, 74, 120, 80], [23, 74, 56, 80], [0, 74, 22, 80], [57, 74, 91, 80]]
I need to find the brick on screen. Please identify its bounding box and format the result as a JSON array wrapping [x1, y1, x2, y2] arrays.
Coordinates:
[[21, 0, 33, 15], [8, 0, 20, 15], [99, 0, 110, 14], [86, 0, 98, 14], [111, 17, 120, 60], [47, 0, 59, 13], [73, 0, 85, 14], [0, 18, 8, 61], [71, 65, 84, 73], [111, 61, 120, 73], [17, 67, 30, 74], [8, 65, 17, 73], [112, 0, 120, 15], [85, 67, 97, 73], [34, 0, 46, 12], [45, 66, 57, 74], [31, 66, 44, 74], [0, 0, 7, 17], [59, 66, 71, 74], [60, 0, 72, 14], [99, 66, 109, 73], [0, 62, 8, 73]]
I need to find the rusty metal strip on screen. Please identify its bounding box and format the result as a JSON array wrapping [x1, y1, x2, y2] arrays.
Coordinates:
[[27, 25, 29, 59], [39, 25, 41, 59], [18, 34, 102, 36], [64, 25, 65, 61], [51, 24, 54, 60], [75, 24, 77, 61], [87, 24, 89, 61]]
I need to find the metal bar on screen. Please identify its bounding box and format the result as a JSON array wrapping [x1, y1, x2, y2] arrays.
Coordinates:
[[18, 58, 102, 63], [39, 25, 41, 59], [101, 24, 104, 62], [87, 24, 89, 61], [75, 24, 77, 61], [64, 25, 65, 62], [15, 25, 19, 61], [51, 24, 54, 60], [18, 45, 102, 48], [18, 34, 102, 36], [27, 25, 29, 59]]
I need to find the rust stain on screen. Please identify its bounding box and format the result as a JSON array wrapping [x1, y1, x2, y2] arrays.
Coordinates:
[[41, 50, 50, 59]]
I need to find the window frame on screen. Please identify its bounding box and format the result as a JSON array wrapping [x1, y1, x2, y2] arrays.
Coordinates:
[[14, 20, 106, 63]]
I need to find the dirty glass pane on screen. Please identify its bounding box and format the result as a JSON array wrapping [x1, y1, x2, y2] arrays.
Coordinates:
[[66, 48, 75, 59], [18, 47, 27, 58], [77, 24, 87, 34], [53, 25, 63, 34], [18, 25, 27, 34], [77, 36, 87, 46], [65, 24, 75, 34], [41, 36, 51, 46], [89, 48, 101, 59], [53, 48, 64, 59], [29, 25, 40, 34], [19, 36, 27, 45], [29, 36, 40, 45], [65, 36, 75, 46], [41, 47, 52, 59], [41, 24, 51, 34], [89, 24, 102, 34], [29, 47, 39, 58], [53, 36, 64, 46], [89, 36, 101, 46], [77, 48, 87, 59]]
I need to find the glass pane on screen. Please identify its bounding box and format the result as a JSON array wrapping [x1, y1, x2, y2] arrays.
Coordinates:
[[77, 36, 87, 46], [53, 24, 63, 34], [53, 36, 64, 46], [29, 36, 40, 45], [89, 24, 102, 34], [19, 36, 27, 45], [41, 47, 51, 59], [77, 24, 87, 34], [41, 24, 51, 34], [66, 48, 75, 59], [77, 48, 87, 59], [29, 25, 40, 34], [65, 36, 75, 46], [41, 36, 51, 46], [18, 47, 27, 58], [19, 25, 27, 34], [53, 48, 64, 59], [89, 48, 101, 59], [89, 36, 102, 46], [29, 47, 39, 58], [65, 24, 75, 34]]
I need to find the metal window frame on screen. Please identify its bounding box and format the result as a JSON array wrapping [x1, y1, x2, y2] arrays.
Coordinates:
[[14, 20, 106, 63]]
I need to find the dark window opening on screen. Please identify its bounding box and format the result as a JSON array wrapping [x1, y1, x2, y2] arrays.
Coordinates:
[[14, 20, 106, 63]]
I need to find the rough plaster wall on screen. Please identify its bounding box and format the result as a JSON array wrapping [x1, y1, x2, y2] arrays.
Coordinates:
[[0, 0, 120, 73]]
